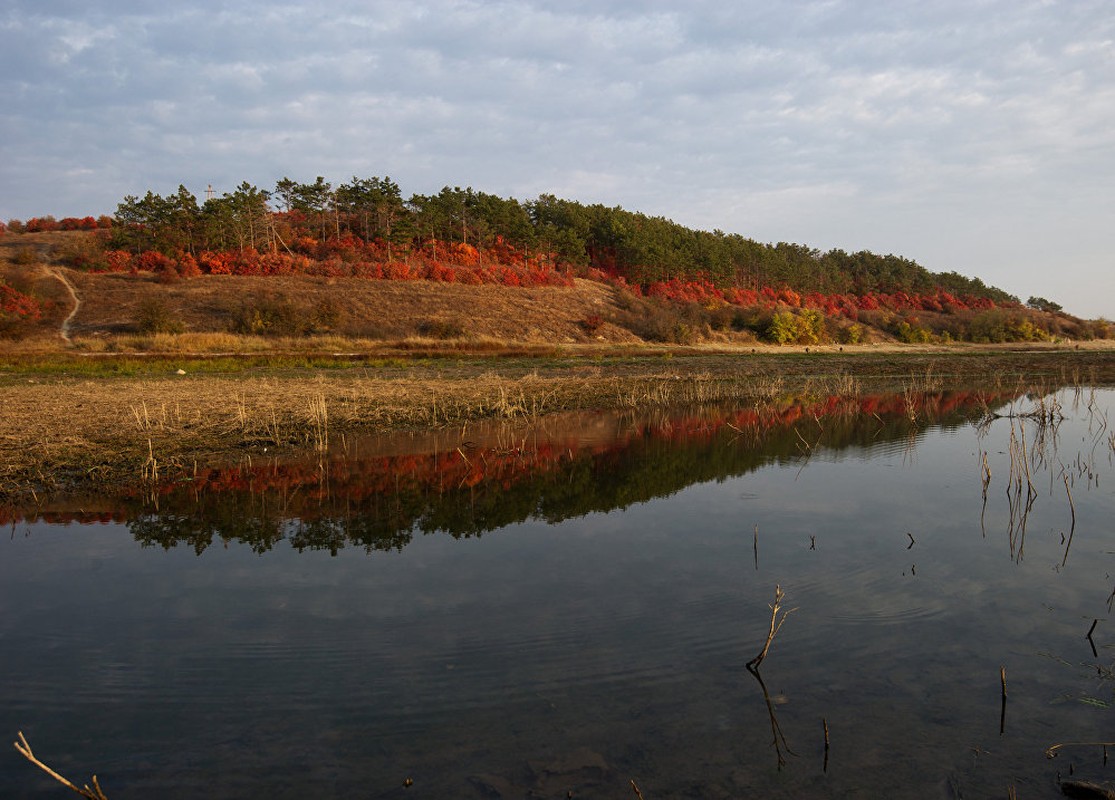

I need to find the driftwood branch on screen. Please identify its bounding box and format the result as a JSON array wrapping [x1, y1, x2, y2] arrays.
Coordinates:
[[747, 585, 797, 671], [13, 732, 109, 800], [1046, 740, 1115, 759]]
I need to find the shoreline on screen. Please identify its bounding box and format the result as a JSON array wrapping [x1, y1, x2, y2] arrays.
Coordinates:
[[2, 344, 1114, 504]]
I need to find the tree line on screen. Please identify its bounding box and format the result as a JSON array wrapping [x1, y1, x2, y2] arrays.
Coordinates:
[[105, 176, 1016, 302]]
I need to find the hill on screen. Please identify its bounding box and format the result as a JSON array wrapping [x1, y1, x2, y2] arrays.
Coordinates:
[[2, 177, 1111, 348]]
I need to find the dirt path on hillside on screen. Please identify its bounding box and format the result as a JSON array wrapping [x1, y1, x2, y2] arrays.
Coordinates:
[[47, 267, 80, 343]]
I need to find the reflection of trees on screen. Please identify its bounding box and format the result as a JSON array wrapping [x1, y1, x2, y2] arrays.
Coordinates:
[[5, 390, 1022, 554], [132, 496, 287, 555]]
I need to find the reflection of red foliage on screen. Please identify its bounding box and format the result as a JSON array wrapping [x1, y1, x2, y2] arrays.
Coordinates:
[[0, 389, 1014, 528]]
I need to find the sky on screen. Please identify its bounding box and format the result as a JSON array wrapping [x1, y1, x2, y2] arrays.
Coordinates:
[[2, 1, 1113, 318]]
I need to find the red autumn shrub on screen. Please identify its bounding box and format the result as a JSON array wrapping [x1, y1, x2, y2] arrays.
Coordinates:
[[134, 250, 175, 273]]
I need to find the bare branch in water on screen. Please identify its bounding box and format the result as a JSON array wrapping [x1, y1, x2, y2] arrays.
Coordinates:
[[747, 585, 797, 671], [1045, 741, 1115, 759], [13, 732, 109, 800]]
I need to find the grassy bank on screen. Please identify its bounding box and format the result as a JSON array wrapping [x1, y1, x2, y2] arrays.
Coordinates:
[[2, 344, 1113, 504]]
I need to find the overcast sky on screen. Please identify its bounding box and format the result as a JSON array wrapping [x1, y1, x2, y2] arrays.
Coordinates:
[[3, 1, 1113, 317]]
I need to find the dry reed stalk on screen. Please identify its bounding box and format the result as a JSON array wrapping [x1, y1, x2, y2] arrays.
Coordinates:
[[141, 439, 157, 484], [902, 386, 919, 422], [307, 393, 328, 451], [13, 732, 109, 799], [1063, 472, 1077, 530]]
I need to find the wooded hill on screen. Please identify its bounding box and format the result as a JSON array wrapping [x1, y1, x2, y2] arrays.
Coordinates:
[[2, 177, 1107, 345], [101, 177, 1015, 300]]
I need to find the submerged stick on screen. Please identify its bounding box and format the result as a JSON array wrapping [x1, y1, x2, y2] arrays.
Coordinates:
[[1064, 472, 1077, 530], [823, 717, 830, 773], [747, 585, 797, 671], [1061, 474, 1078, 567], [13, 732, 109, 800], [1000, 666, 1007, 735]]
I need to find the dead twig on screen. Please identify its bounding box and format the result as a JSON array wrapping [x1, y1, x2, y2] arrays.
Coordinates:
[[13, 731, 109, 799], [747, 585, 797, 671]]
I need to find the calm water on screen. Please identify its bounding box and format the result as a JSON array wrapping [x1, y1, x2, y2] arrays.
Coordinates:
[[3, 386, 1114, 798]]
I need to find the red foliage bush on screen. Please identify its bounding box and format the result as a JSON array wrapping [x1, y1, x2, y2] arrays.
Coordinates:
[[134, 250, 175, 273], [23, 216, 59, 233], [178, 253, 202, 279], [102, 250, 133, 272], [1, 283, 43, 320]]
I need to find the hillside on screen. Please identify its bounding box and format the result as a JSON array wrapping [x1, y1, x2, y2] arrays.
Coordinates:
[[0, 232, 633, 347], [1, 230, 1110, 349], [2, 208, 1110, 349]]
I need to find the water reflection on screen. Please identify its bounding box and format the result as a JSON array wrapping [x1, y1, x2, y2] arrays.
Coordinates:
[[4, 385, 1115, 799], [6, 389, 1018, 554]]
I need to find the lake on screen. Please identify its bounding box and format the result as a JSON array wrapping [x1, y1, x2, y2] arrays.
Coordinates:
[[3, 383, 1114, 798]]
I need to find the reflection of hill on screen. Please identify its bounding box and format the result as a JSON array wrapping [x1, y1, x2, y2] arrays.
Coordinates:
[[7, 390, 1016, 554]]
